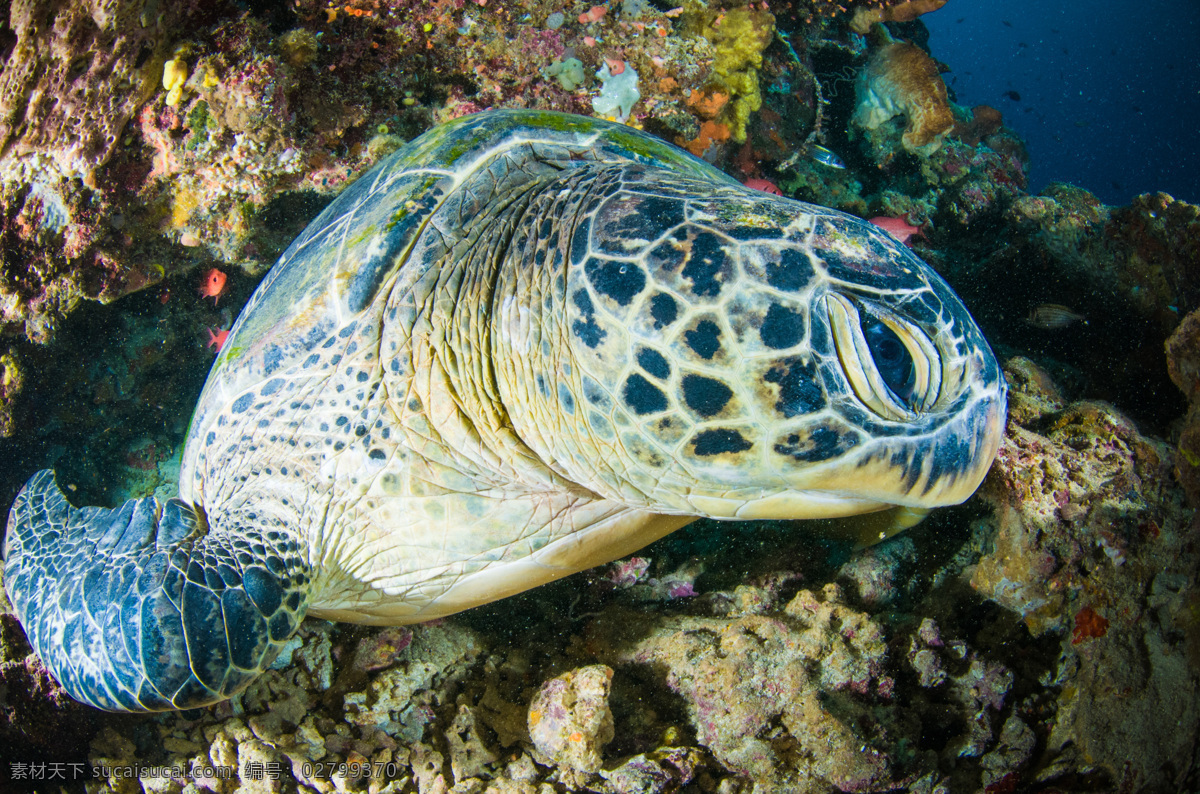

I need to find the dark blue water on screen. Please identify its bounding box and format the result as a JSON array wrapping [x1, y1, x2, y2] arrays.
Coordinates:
[[923, 0, 1200, 207]]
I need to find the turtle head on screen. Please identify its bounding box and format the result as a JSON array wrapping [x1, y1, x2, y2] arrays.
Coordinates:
[[499, 171, 1005, 521]]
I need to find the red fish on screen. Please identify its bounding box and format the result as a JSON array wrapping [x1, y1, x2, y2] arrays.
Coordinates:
[[198, 268, 227, 304], [869, 216, 924, 246], [206, 327, 230, 351], [743, 178, 783, 195]]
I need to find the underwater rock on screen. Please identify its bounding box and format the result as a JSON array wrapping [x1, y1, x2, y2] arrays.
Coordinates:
[[987, 188, 1198, 338], [837, 535, 918, 607], [1106, 192, 1200, 328], [0, 347, 24, 436], [591, 585, 893, 792], [970, 358, 1199, 791], [1166, 308, 1200, 505], [598, 746, 704, 794], [975, 358, 1183, 634], [951, 104, 1004, 148], [445, 704, 500, 782], [979, 715, 1036, 789], [343, 623, 483, 741], [527, 665, 615, 775], [0, 0, 191, 184], [905, 617, 1014, 758]]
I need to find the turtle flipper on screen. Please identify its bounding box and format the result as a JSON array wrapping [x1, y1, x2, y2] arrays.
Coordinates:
[[3, 470, 310, 712]]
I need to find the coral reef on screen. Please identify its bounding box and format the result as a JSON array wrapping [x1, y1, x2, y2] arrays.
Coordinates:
[[972, 357, 1197, 791], [1, 4, 1199, 794], [952, 104, 1004, 147], [591, 585, 895, 792], [0, 0, 202, 341], [1106, 192, 1200, 327], [696, 7, 776, 143], [0, 0, 188, 184]]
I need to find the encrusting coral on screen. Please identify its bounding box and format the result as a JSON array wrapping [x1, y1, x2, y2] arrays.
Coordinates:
[[853, 42, 955, 155]]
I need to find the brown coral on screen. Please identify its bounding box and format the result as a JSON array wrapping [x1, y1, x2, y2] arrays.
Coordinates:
[[850, 0, 950, 34], [852, 42, 955, 155], [954, 104, 1004, 146]]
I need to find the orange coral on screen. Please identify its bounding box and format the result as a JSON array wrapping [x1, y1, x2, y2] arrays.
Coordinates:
[[686, 89, 731, 120], [850, 0, 949, 33], [852, 42, 954, 155], [1071, 606, 1110, 644], [684, 120, 731, 157]]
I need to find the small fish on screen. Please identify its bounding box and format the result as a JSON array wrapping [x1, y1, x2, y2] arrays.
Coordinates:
[[198, 268, 228, 304], [808, 144, 846, 169], [743, 177, 783, 195], [1026, 304, 1085, 329], [1003, 90, 1021, 102], [868, 216, 923, 246], [206, 327, 231, 351]]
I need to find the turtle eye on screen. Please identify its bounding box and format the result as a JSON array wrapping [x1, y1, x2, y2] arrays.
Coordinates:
[[826, 293, 941, 420], [861, 313, 915, 405]]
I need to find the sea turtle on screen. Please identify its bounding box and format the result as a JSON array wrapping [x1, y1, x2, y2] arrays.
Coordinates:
[[3, 110, 1006, 712]]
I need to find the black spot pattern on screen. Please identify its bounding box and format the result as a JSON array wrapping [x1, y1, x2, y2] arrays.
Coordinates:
[[681, 231, 729, 297], [263, 346, 283, 375], [623, 374, 668, 415], [585, 257, 647, 306], [682, 375, 733, 417], [595, 195, 684, 255], [637, 348, 671, 380], [921, 433, 972, 496], [760, 303, 804, 349], [684, 320, 722, 360], [774, 424, 858, 462], [692, 428, 752, 456], [571, 289, 606, 348], [558, 382, 576, 415], [649, 293, 678, 329], [570, 216, 592, 265], [767, 248, 814, 291], [583, 377, 611, 408], [764, 358, 824, 418]]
